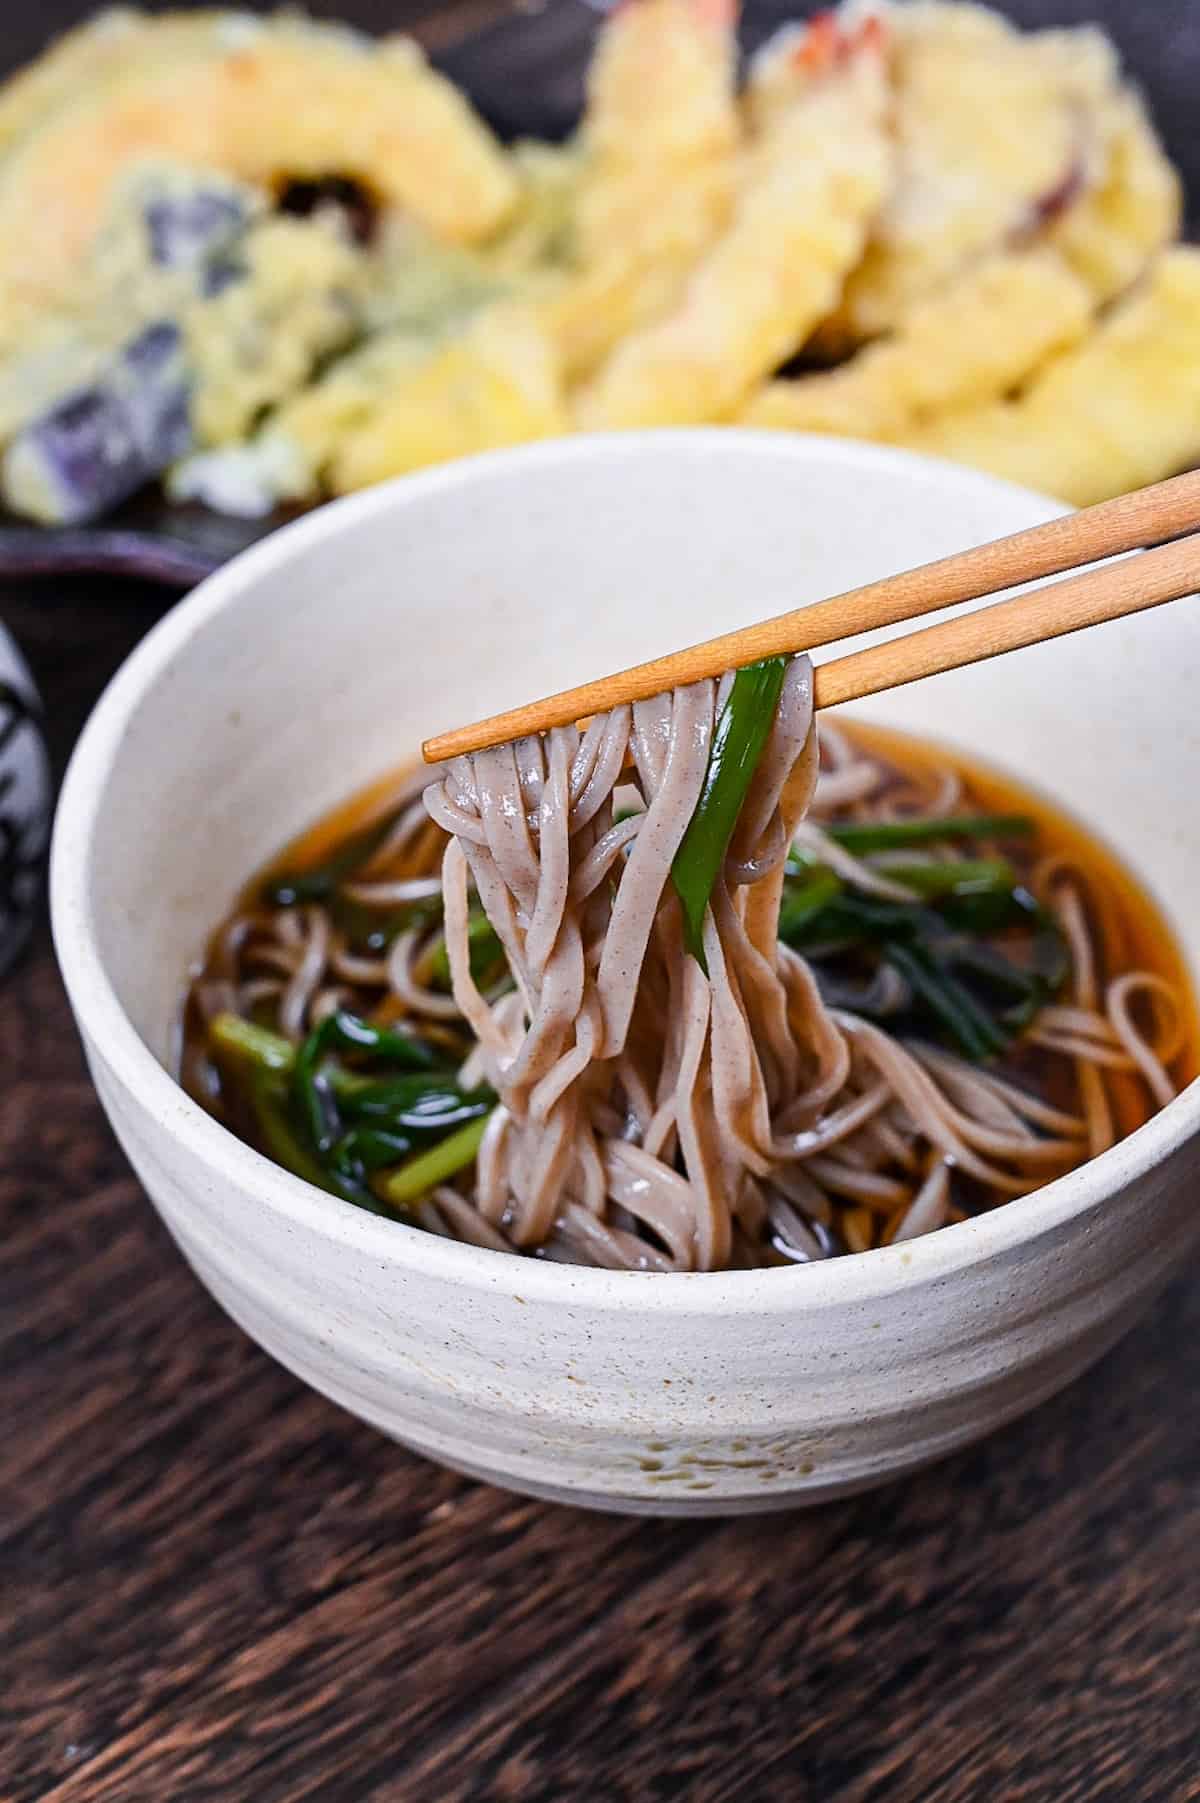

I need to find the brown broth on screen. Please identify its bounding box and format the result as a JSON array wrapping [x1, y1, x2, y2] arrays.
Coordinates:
[[230, 721, 1200, 1118], [836, 718, 1199, 1124], [182, 719, 1198, 1252]]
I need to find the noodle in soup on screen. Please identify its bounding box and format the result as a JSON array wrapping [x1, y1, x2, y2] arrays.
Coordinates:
[[180, 659, 1194, 1271]]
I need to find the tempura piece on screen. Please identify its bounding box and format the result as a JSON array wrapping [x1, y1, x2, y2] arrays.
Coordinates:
[[330, 305, 566, 492], [540, 0, 741, 381], [0, 13, 517, 352], [741, 6, 873, 130], [896, 249, 1200, 506], [486, 143, 580, 279], [185, 216, 366, 447], [217, 332, 444, 509], [0, 318, 117, 451], [0, 8, 205, 155], [0, 159, 263, 446], [829, 2, 1119, 345], [574, 0, 738, 256], [1048, 90, 1181, 307], [2, 320, 190, 525], [170, 325, 445, 514], [175, 220, 518, 512], [575, 14, 890, 429], [742, 248, 1092, 438], [548, 246, 754, 389], [0, 9, 362, 154], [166, 433, 312, 518]]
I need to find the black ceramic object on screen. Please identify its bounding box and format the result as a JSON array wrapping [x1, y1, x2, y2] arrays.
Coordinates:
[[0, 628, 49, 974]]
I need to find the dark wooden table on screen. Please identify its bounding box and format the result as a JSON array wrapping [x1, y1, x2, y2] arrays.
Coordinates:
[[5, 4, 1200, 1799]]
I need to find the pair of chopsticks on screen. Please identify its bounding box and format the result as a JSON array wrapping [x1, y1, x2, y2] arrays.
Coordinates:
[[422, 469, 1200, 764]]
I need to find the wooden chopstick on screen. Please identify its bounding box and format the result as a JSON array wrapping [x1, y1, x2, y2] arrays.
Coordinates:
[[812, 529, 1200, 709], [422, 469, 1200, 763]]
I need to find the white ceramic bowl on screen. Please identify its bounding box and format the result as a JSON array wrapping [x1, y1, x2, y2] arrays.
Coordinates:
[[51, 432, 1200, 1515]]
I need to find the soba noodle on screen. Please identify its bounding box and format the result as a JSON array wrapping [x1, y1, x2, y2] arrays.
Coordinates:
[[182, 658, 1189, 1270]]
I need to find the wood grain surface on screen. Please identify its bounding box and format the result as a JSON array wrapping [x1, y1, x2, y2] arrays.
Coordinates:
[[6, 500, 1200, 1803], [4, 4, 1200, 1799]]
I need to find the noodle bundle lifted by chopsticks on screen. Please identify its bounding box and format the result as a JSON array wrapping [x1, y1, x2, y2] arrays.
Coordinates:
[[426, 660, 836, 1269], [414, 660, 1180, 1269]]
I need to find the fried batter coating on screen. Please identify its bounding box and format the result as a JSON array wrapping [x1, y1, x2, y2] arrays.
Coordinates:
[[329, 305, 566, 492], [541, 0, 741, 381], [742, 248, 1092, 438], [0, 12, 516, 351], [829, 2, 1119, 346], [575, 14, 890, 428], [896, 249, 1200, 505], [1048, 89, 1181, 306]]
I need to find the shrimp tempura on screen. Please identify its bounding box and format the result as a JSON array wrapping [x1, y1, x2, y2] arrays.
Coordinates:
[[1048, 90, 1181, 308], [542, 0, 741, 381], [830, 2, 1119, 346], [742, 248, 1092, 439], [575, 14, 890, 429], [895, 249, 1200, 506]]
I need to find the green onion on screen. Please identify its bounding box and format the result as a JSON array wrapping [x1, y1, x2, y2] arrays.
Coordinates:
[[672, 656, 789, 968], [339, 1071, 488, 1115], [778, 867, 843, 943], [825, 814, 1034, 855], [784, 893, 935, 948], [333, 896, 439, 956], [293, 1009, 436, 1156], [329, 1126, 415, 1200], [211, 1013, 295, 1075], [212, 1011, 492, 1218], [211, 1013, 451, 1098], [987, 908, 1071, 1031], [935, 939, 1049, 1047], [428, 910, 504, 991], [343, 1079, 494, 1136], [376, 1112, 493, 1207], [335, 1126, 415, 1171], [947, 940, 1042, 1001], [779, 877, 1069, 1061], [939, 887, 1033, 934], [884, 943, 1005, 1062], [873, 857, 1015, 899], [295, 1010, 435, 1082], [785, 883, 1042, 952], [249, 1077, 380, 1211], [250, 1076, 389, 1213], [250, 1076, 331, 1189]]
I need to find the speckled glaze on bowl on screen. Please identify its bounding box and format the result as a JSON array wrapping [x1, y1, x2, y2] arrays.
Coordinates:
[[50, 432, 1200, 1515], [0, 620, 50, 978]]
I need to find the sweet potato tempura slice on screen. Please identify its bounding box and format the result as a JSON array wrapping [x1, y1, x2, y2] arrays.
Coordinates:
[[0, 9, 220, 156], [574, 13, 890, 429], [0, 13, 517, 352]]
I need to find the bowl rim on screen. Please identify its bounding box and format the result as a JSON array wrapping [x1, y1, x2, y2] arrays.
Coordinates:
[[50, 428, 1200, 1315]]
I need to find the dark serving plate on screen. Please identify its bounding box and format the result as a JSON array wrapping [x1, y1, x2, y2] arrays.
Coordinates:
[[1, 0, 1196, 589]]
